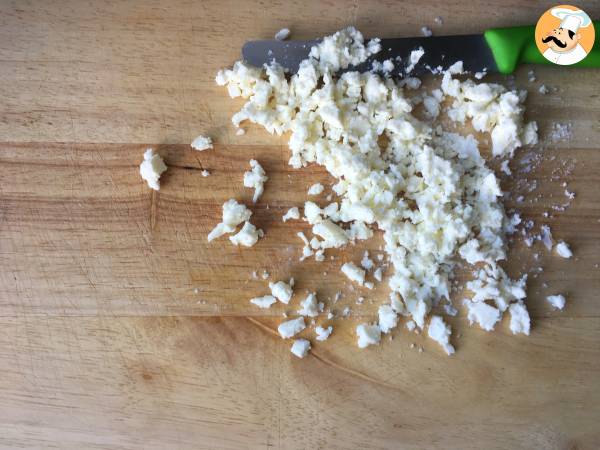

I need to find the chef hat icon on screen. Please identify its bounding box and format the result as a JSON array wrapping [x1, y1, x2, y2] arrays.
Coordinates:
[[550, 7, 592, 33]]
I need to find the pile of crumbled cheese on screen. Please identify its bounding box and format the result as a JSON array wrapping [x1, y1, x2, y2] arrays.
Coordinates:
[[212, 27, 568, 356]]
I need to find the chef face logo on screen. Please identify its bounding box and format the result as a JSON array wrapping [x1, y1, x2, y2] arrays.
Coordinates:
[[535, 5, 595, 65]]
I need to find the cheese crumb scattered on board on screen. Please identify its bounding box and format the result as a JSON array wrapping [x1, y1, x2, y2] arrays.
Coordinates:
[[229, 221, 263, 247], [282, 207, 300, 222], [278, 317, 306, 338], [315, 325, 333, 341], [341, 262, 366, 286], [307, 183, 324, 196], [378, 305, 398, 333], [555, 241, 573, 258], [201, 169, 210, 177], [208, 199, 251, 242], [250, 295, 277, 309], [356, 323, 381, 348], [290, 338, 310, 357], [243, 159, 268, 203], [297, 292, 321, 317], [427, 316, 455, 355], [274, 28, 291, 41], [546, 294, 566, 310], [269, 279, 294, 304], [191, 134, 213, 151], [509, 302, 530, 335], [139, 148, 167, 191]]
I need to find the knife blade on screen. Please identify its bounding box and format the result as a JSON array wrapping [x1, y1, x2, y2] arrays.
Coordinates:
[[242, 34, 498, 76]]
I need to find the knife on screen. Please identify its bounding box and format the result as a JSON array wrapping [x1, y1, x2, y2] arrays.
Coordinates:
[[243, 22, 600, 76]]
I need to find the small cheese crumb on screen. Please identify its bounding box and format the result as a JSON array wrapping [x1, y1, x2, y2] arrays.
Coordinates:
[[360, 251, 374, 270], [538, 84, 549, 95], [208, 199, 252, 242], [191, 135, 213, 151], [250, 295, 277, 309], [546, 294, 566, 310], [406, 320, 416, 331], [274, 28, 291, 41], [373, 267, 383, 282], [236, 128, 246, 136], [378, 305, 398, 333], [356, 323, 381, 348], [201, 169, 210, 177], [509, 301, 530, 335], [405, 47, 424, 73], [315, 325, 333, 341], [421, 26, 432, 37], [298, 292, 321, 317], [341, 262, 366, 286], [282, 207, 300, 222], [290, 338, 311, 358], [555, 241, 573, 258], [307, 183, 325, 196], [139, 148, 167, 191], [269, 279, 294, 304], [243, 159, 268, 203], [312, 220, 348, 248], [364, 281, 374, 289], [229, 221, 263, 247], [278, 317, 306, 338], [464, 299, 501, 331], [427, 315, 455, 355]]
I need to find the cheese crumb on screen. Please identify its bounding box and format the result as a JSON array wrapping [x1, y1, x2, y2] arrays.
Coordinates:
[[191, 135, 213, 151], [278, 317, 306, 338], [361, 251, 374, 270], [201, 169, 210, 177], [229, 221, 263, 247], [250, 295, 277, 309], [275, 28, 291, 41], [555, 241, 573, 258], [282, 207, 300, 222], [356, 323, 381, 348], [378, 305, 398, 333], [509, 302, 530, 335], [421, 26, 432, 37], [269, 279, 294, 304], [464, 299, 501, 331], [315, 325, 333, 341], [307, 183, 325, 196], [290, 338, 310, 358], [139, 148, 167, 191], [341, 262, 366, 286], [243, 159, 268, 203], [546, 294, 566, 310], [405, 47, 425, 73], [297, 292, 322, 317], [427, 316, 455, 355], [208, 199, 252, 241]]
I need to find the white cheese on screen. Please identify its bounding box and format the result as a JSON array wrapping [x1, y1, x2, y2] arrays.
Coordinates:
[[282, 207, 300, 222], [315, 325, 333, 341], [509, 301, 530, 335], [405, 47, 425, 73], [250, 295, 277, 309], [312, 220, 348, 248], [208, 199, 252, 242], [139, 148, 167, 191], [201, 169, 210, 177], [274, 28, 291, 41], [464, 299, 501, 331], [278, 317, 306, 338], [373, 267, 383, 282], [427, 315, 455, 355], [341, 262, 366, 286], [269, 279, 294, 304], [243, 159, 268, 203], [191, 135, 213, 151], [546, 294, 566, 310], [378, 305, 398, 333], [229, 221, 263, 247], [307, 183, 325, 196], [360, 251, 374, 270], [297, 292, 322, 317], [356, 323, 381, 348], [555, 241, 573, 258]]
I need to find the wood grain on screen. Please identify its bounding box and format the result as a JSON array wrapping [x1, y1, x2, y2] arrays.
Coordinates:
[[0, 0, 599, 448]]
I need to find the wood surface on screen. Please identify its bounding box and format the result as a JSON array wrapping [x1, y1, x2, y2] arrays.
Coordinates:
[[1, 1, 599, 448]]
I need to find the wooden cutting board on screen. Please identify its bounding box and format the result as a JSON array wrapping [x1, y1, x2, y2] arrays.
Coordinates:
[[1, 1, 599, 449]]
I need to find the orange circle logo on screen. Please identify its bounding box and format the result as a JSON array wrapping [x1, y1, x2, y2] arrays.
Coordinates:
[[535, 5, 595, 65]]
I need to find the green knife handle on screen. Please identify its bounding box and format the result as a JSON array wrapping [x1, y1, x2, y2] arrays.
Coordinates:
[[484, 21, 600, 73]]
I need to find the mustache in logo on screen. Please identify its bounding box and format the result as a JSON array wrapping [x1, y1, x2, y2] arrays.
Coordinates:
[[542, 35, 567, 48]]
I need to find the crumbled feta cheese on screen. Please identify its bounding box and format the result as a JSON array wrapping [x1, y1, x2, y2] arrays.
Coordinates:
[[373, 267, 383, 282], [307, 183, 324, 196], [421, 26, 432, 37], [191, 135, 213, 151], [250, 295, 277, 309], [274, 28, 291, 41], [443, 303, 458, 316], [378, 305, 398, 333], [201, 169, 210, 177], [538, 84, 549, 95], [303, 201, 322, 225], [243, 159, 268, 203], [555, 241, 573, 258], [509, 301, 530, 335], [236, 128, 245, 136], [341, 262, 366, 286], [208, 199, 252, 241], [546, 294, 566, 310], [312, 220, 348, 248], [406, 320, 416, 331], [298, 292, 322, 317], [464, 299, 501, 331], [356, 323, 381, 348], [540, 225, 553, 250], [282, 206, 300, 222], [405, 47, 425, 73], [427, 316, 455, 355], [278, 317, 306, 338], [269, 279, 294, 304], [290, 338, 311, 358], [315, 325, 333, 341], [139, 148, 167, 191], [360, 251, 374, 270], [229, 221, 263, 247]]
